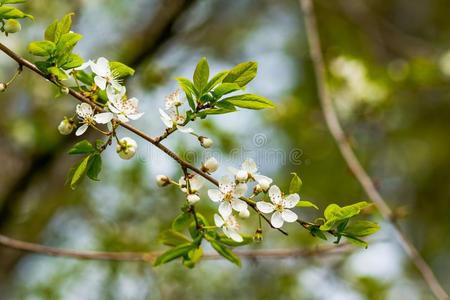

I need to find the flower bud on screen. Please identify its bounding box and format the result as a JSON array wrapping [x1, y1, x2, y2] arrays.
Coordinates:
[[239, 209, 250, 218], [156, 175, 170, 187], [116, 137, 137, 160], [235, 170, 248, 182], [61, 86, 69, 94], [4, 19, 21, 34], [187, 194, 200, 204], [253, 184, 263, 194], [198, 136, 213, 148], [58, 118, 74, 135], [201, 157, 218, 173], [0, 83, 6, 92], [254, 228, 263, 242]]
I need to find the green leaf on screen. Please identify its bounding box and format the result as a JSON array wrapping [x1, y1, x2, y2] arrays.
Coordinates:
[[70, 155, 91, 189], [159, 229, 191, 247], [1, 0, 28, 4], [59, 13, 74, 35], [56, 32, 82, 55], [45, 13, 73, 42], [204, 70, 228, 91], [0, 6, 33, 20], [289, 172, 302, 194], [172, 212, 192, 231], [320, 202, 371, 231], [309, 226, 328, 240], [68, 140, 95, 155], [176, 77, 197, 108], [345, 235, 368, 248], [210, 240, 241, 266], [212, 83, 240, 98], [75, 70, 94, 86], [110, 61, 134, 78], [222, 94, 275, 110], [44, 20, 58, 42], [345, 221, 380, 237], [27, 41, 55, 57], [86, 154, 102, 181], [61, 53, 84, 70], [193, 57, 209, 93], [217, 235, 253, 247], [47, 66, 68, 80], [153, 243, 193, 266], [223, 61, 257, 87], [297, 201, 318, 210]]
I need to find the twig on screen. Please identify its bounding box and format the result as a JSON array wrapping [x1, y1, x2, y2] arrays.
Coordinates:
[[0, 233, 351, 262], [298, 1, 449, 299]]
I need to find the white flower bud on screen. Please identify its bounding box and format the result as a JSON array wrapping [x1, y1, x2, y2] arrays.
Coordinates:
[[235, 170, 248, 182], [259, 179, 271, 192], [239, 209, 250, 218], [58, 118, 74, 135], [0, 83, 6, 92], [156, 175, 170, 187], [4, 19, 21, 34], [254, 184, 263, 194], [202, 157, 219, 173], [61, 86, 69, 94], [198, 136, 213, 148], [187, 194, 200, 204], [116, 137, 137, 160]]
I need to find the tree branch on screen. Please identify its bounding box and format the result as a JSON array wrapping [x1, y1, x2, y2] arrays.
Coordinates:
[[298, 0, 449, 299], [0, 233, 351, 262]]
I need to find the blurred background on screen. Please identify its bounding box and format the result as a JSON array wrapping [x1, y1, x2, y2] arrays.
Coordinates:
[[0, 0, 449, 299]]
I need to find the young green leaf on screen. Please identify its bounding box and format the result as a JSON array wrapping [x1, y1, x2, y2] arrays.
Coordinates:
[[193, 57, 209, 93], [217, 235, 253, 247], [0, 6, 33, 20], [344, 221, 380, 237], [159, 229, 192, 247], [47, 67, 68, 80], [212, 83, 240, 98], [27, 41, 55, 57], [68, 140, 96, 155], [223, 61, 257, 87], [345, 235, 368, 248], [56, 32, 82, 55], [210, 240, 241, 267], [70, 155, 91, 189], [172, 212, 192, 231], [61, 53, 84, 70], [110, 61, 135, 78], [86, 154, 102, 181], [153, 243, 194, 266], [289, 172, 302, 194], [204, 70, 228, 91], [297, 200, 319, 210], [222, 94, 275, 110], [1, 0, 28, 4]]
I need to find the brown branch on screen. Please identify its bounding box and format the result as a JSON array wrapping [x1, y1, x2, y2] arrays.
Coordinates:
[[298, 1, 449, 299], [0, 233, 351, 262]]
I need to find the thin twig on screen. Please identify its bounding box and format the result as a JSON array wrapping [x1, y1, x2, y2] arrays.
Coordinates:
[[0, 233, 351, 262], [298, 1, 449, 299]]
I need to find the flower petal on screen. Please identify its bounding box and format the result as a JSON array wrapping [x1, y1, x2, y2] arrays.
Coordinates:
[[219, 201, 232, 218], [241, 158, 257, 174], [128, 112, 144, 120], [218, 176, 233, 186], [234, 183, 247, 197], [281, 209, 298, 223], [256, 201, 275, 213], [93, 112, 113, 124], [254, 174, 273, 185], [214, 214, 224, 227], [271, 211, 284, 228], [159, 108, 173, 128], [208, 189, 223, 202], [227, 229, 243, 242], [231, 198, 248, 212], [283, 193, 300, 208], [75, 124, 88, 136], [269, 185, 282, 204], [177, 125, 194, 133], [94, 76, 107, 90], [91, 57, 109, 77], [117, 114, 129, 123]]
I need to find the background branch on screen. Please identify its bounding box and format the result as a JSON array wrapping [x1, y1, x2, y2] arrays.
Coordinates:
[[298, 0, 449, 299]]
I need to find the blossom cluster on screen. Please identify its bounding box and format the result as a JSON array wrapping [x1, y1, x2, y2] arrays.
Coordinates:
[[157, 158, 301, 242]]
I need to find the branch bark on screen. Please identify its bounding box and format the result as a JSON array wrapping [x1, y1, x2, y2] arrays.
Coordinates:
[[298, 0, 449, 299]]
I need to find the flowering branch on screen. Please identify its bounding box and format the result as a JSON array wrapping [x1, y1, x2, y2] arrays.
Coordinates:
[[298, 0, 449, 299]]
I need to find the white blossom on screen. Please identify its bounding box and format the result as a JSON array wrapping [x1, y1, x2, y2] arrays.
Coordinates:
[[202, 157, 219, 173], [107, 86, 143, 122], [116, 137, 138, 160], [165, 90, 183, 110], [229, 158, 272, 189], [187, 194, 201, 204], [179, 175, 204, 193], [156, 175, 170, 187], [75, 103, 113, 136], [159, 108, 193, 133], [256, 185, 300, 228], [214, 213, 243, 242], [90, 57, 121, 90], [208, 176, 248, 218]]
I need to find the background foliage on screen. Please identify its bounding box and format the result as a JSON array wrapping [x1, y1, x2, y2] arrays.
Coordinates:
[[0, 0, 449, 299]]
